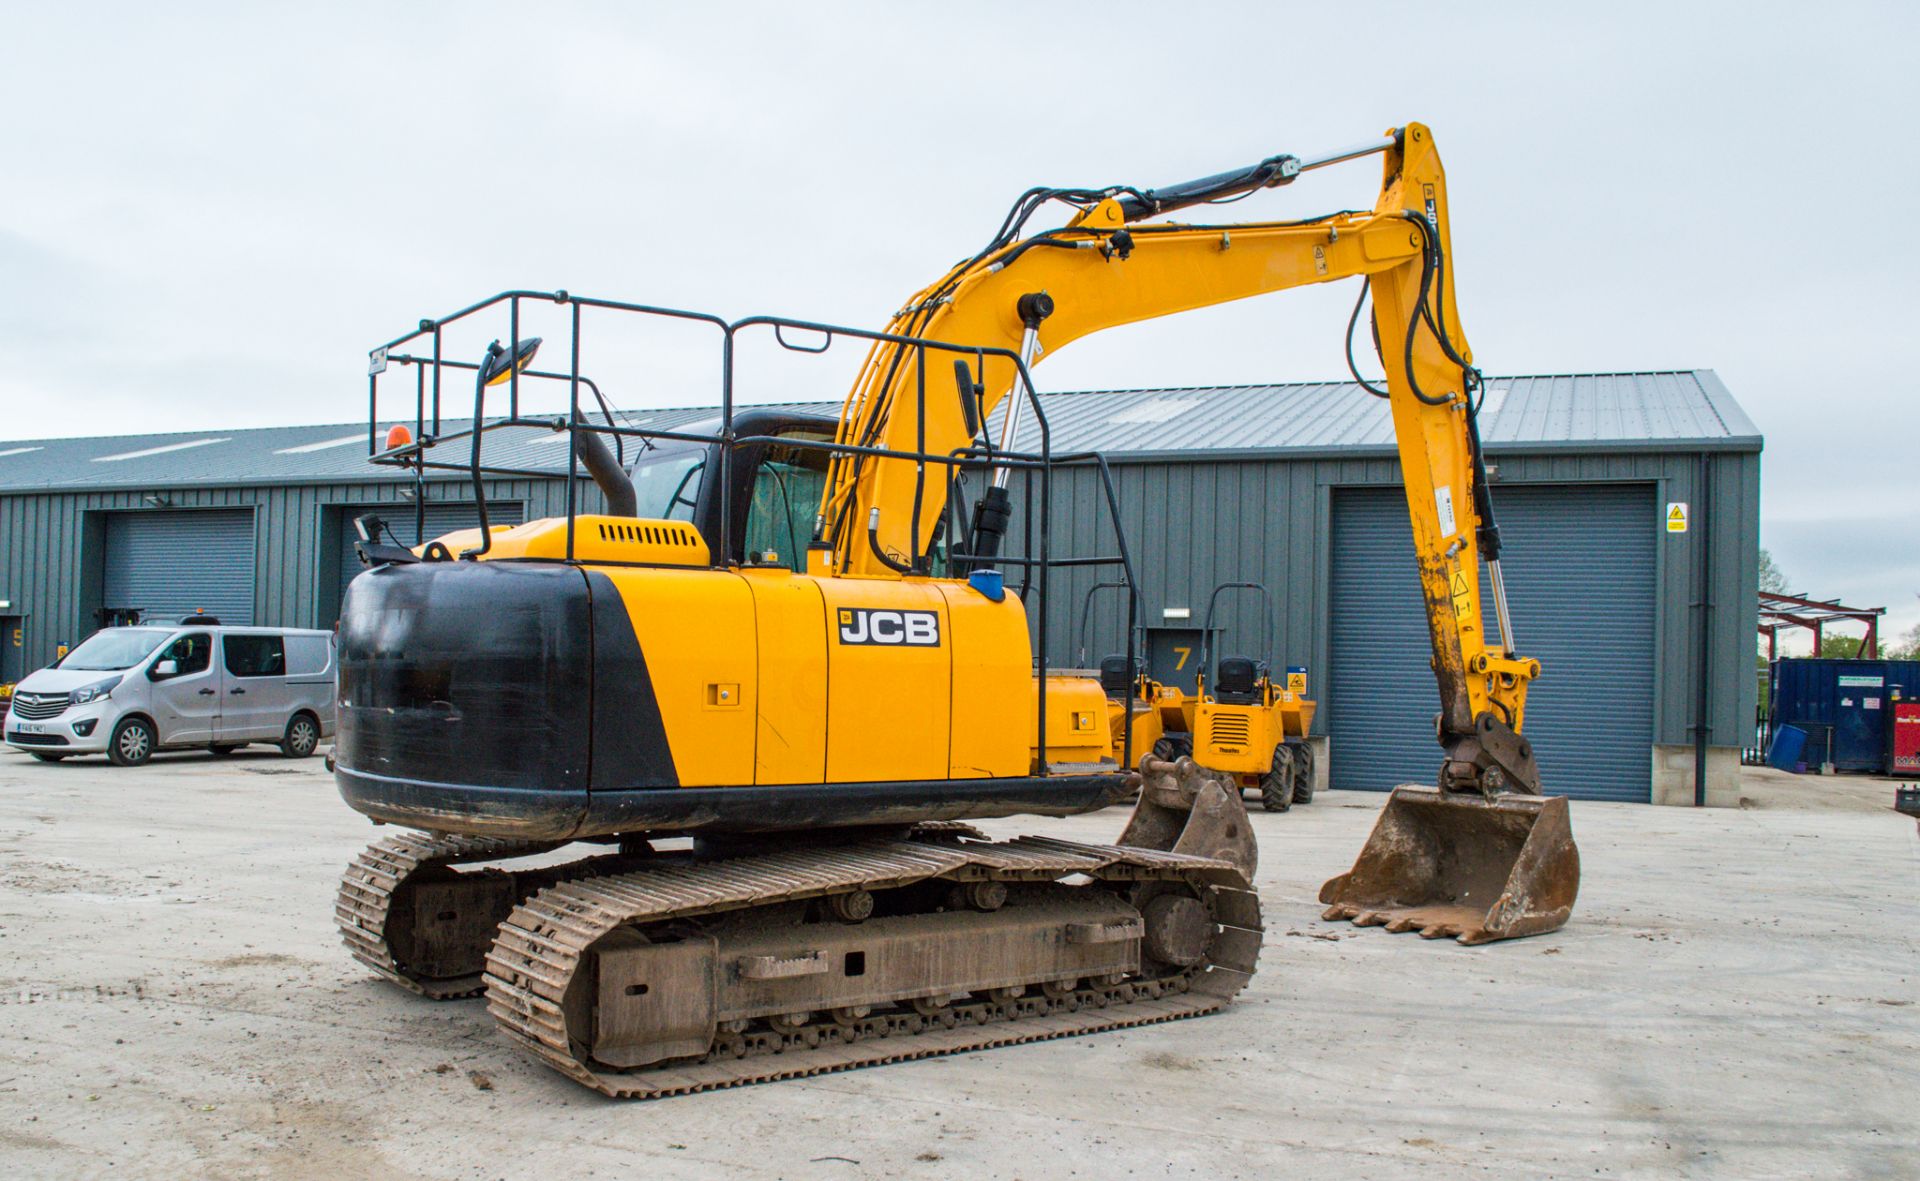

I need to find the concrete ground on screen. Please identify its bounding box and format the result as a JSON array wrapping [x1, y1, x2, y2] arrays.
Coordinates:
[[0, 748, 1914, 1181]]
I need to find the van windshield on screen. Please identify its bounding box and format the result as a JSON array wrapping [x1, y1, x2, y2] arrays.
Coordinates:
[[60, 628, 173, 671]]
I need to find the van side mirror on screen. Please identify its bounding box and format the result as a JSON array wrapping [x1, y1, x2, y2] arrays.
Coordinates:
[[152, 659, 179, 679]]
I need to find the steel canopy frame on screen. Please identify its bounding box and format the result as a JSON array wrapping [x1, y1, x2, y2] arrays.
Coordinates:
[[1758, 590, 1885, 659]]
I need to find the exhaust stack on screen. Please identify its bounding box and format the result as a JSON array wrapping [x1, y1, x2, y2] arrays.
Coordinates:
[[561, 413, 638, 518]]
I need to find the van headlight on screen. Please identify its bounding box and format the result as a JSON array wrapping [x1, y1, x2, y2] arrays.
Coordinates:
[[71, 675, 123, 705]]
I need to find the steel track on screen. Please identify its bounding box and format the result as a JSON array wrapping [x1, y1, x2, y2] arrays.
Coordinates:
[[335, 832, 564, 998], [482, 833, 1263, 1098]]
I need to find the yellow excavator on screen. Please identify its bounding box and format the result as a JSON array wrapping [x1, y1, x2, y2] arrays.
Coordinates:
[[333, 122, 1580, 1098]]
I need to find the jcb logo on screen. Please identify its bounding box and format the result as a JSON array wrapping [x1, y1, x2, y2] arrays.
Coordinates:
[[837, 608, 940, 647]]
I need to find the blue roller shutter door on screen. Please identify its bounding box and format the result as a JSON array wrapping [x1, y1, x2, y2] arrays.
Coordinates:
[[1328, 483, 1656, 803], [104, 509, 256, 626]]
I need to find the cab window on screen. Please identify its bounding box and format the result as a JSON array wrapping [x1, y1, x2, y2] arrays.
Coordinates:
[[223, 634, 286, 678], [156, 633, 212, 677], [631, 449, 706, 523], [743, 433, 832, 570]]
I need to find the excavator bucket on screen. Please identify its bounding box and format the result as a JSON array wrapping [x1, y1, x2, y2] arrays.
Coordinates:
[[1318, 785, 1578, 945], [1120, 754, 1258, 881]]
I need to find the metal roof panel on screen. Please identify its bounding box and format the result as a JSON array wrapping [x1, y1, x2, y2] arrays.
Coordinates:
[[0, 370, 1759, 493]]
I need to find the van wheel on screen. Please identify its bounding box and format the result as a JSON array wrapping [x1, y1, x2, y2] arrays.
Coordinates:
[[31, 752, 68, 762], [209, 744, 243, 757], [109, 717, 156, 767], [280, 713, 320, 758]]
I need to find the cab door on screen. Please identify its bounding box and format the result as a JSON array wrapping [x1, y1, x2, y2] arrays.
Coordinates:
[[147, 632, 221, 744]]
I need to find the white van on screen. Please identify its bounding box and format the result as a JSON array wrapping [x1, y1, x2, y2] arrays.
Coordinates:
[[3, 621, 336, 766]]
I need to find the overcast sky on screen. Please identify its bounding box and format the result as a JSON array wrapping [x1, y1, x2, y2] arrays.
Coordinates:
[[2, 2, 1915, 644]]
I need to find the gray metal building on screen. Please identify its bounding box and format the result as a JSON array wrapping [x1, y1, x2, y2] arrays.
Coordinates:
[[0, 370, 1760, 804]]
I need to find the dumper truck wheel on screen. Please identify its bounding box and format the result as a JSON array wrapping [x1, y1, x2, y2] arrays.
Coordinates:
[[108, 717, 156, 767], [1291, 742, 1315, 804], [1152, 734, 1192, 762], [1261, 744, 1295, 812]]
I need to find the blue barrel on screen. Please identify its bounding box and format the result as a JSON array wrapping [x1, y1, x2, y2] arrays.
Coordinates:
[[1766, 724, 1808, 772]]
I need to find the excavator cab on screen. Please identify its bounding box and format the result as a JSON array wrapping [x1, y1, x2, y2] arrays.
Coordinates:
[[627, 408, 842, 570]]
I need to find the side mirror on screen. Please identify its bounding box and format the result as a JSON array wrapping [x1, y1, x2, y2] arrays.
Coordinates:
[[479, 337, 542, 387], [152, 659, 179, 679]]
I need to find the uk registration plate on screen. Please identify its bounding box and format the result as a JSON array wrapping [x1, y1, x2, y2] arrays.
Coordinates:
[[13, 722, 47, 734]]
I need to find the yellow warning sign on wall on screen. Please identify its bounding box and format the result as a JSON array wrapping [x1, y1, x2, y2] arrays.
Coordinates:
[[1665, 502, 1689, 534]]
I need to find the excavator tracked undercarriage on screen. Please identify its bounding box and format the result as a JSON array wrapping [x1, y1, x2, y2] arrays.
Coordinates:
[[339, 759, 1260, 1096]]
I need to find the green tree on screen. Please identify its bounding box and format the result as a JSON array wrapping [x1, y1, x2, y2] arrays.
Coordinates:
[[1758, 547, 1789, 594], [1816, 634, 1873, 659], [1887, 620, 1920, 661]]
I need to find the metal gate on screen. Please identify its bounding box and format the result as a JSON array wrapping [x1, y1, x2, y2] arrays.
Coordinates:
[[1328, 483, 1656, 803], [336, 501, 525, 605], [103, 508, 256, 626]]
